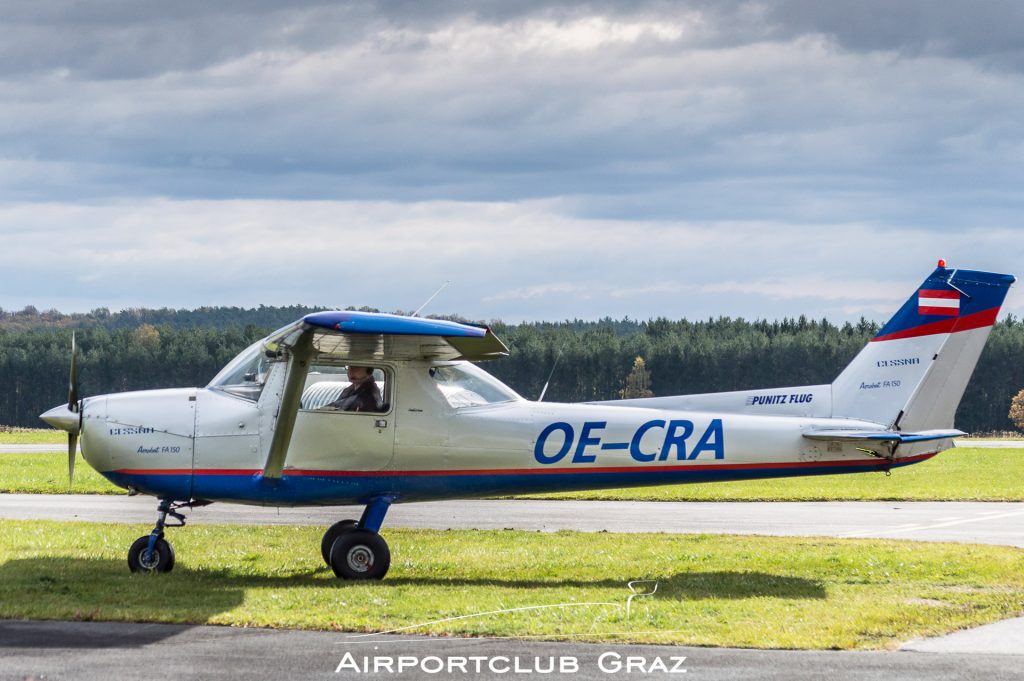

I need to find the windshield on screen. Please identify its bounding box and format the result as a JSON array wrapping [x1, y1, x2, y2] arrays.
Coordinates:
[[430, 362, 520, 408], [208, 340, 274, 401]]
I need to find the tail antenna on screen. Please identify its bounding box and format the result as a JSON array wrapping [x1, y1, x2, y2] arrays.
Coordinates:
[[538, 342, 567, 402], [412, 280, 452, 318]]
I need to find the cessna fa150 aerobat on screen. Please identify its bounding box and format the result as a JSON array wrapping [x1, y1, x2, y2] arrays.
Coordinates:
[[41, 262, 1015, 580]]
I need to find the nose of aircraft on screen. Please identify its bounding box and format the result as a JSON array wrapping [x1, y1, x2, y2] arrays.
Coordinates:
[[40, 404, 81, 434]]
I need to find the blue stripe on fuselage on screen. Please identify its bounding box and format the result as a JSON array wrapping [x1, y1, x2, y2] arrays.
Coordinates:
[[102, 455, 933, 507]]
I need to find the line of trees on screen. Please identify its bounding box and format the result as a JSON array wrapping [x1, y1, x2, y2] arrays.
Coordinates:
[[2, 309, 1022, 433]]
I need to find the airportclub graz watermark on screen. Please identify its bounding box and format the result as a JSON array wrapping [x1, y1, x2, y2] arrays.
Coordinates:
[[333, 581, 685, 676], [334, 651, 687, 675]]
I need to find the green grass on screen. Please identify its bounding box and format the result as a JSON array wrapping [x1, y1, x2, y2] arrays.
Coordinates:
[[2, 447, 1023, 500], [0, 520, 1021, 649], [0, 428, 65, 445], [0, 453, 121, 494]]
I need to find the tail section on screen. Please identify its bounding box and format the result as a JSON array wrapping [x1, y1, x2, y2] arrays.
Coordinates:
[[831, 264, 1015, 429]]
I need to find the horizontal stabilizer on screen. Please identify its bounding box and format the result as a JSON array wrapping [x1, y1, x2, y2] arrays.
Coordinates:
[[802, 429, 964, 444]]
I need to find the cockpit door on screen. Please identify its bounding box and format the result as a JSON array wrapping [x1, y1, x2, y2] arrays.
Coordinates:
[[257, 364, 397, 473]]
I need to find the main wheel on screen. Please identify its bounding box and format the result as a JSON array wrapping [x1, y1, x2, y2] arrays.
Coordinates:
[[329, 530, 390, 580], [321, 519, 358, 566], [127, 535, 175, 573]]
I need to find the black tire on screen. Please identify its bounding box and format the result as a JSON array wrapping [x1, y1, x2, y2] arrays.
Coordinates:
[[329, 530, 390, 580], [320, 519, 358, 566], [127, 535, 175, 573]]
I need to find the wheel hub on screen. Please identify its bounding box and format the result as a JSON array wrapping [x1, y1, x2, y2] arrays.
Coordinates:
[[346, 545, 373, 572], [139, 547, 160, 570]]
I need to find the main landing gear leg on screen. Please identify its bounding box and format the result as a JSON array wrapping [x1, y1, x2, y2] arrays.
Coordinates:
[[127, 498, 186, 573], [324, 495, 394, 580]]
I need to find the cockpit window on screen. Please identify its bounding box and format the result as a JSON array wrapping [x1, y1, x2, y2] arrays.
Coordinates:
[[208, 341, 274, 401], [429, 362, 519, 408]]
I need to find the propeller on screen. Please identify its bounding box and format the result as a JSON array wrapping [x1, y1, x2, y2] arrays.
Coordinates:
[[66, 333, 81, 485], [38, 332, 84, 486]]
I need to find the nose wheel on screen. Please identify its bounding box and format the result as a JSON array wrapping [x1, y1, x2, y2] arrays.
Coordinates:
[[128, 535, 175, 573], [128, 498, 187, 574]]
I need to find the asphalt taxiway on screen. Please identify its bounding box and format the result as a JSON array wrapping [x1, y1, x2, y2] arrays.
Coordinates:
[[1, 619, 1021, 681], [2, 494, 1023, 547]]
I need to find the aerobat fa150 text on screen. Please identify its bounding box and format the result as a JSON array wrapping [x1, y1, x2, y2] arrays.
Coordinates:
[[42, 262, 1015, 580]]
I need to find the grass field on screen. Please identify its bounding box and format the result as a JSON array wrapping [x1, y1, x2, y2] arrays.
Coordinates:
[[0, 429, 65, 445], [2, 447, 1022, 500], [1, 520, 1021, 650], [0, 453, 120, 494]]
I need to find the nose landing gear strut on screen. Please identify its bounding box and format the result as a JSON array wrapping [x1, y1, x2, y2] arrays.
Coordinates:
[[127, 498, 189, 573]]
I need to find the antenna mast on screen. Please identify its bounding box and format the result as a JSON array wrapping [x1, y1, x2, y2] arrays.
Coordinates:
[[412, 280, 452, 317], [538, 343, 566, 402]]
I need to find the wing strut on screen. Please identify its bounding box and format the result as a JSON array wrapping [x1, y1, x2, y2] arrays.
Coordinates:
[[263, 330, 314, 479]]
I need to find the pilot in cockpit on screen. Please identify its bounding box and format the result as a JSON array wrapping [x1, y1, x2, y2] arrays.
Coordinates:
[[326, 366, 383, 412]]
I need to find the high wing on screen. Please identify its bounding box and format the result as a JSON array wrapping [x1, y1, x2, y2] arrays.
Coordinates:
[[262, 312, 508, 478], [270, 311, 508, 362]]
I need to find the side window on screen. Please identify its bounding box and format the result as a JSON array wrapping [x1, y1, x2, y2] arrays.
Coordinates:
[[429, 363, 518, 408], [301, 365, 390, 413], [208, 341, 276, 402]]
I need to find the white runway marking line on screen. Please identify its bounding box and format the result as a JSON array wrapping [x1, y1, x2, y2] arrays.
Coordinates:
[[840, 509, 1024, 538]]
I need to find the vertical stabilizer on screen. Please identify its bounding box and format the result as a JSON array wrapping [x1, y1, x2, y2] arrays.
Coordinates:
[[831, 265, 1015, 429]]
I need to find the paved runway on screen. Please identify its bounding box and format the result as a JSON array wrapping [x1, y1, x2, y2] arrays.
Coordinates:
[[3, 494, 1024, 547], [1, 619, 1021, 681], [0, 443, 74, 453]]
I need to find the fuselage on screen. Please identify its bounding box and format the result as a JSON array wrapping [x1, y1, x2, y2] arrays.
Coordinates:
[[73, 358, 943, 507], [35, 267, 1011, 582]]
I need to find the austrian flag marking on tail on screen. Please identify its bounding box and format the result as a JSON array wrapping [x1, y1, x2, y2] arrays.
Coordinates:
[[918, 289, 960, 316]]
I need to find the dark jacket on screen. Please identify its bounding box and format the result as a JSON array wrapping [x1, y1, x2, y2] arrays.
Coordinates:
[[329, 379, 383, 412]]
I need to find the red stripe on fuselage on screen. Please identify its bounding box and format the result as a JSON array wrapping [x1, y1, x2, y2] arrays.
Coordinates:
[[872, 307, 998, 342], [110, 451, 937, 479]]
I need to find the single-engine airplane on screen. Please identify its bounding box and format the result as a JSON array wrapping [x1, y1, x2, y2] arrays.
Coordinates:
[[41, 262, 1015, 580]]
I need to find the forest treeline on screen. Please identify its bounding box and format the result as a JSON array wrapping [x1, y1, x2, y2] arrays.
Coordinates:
[[2, 307, 1022, 432]]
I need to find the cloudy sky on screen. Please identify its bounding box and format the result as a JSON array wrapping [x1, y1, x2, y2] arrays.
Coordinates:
[[2, 1, 1023, 323]]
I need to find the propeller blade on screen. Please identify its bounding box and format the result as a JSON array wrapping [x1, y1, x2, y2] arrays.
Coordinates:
[[68, 332, 79, 413], [68, 432, 77, 486]]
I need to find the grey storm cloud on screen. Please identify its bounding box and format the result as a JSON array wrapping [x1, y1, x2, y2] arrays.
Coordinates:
[[2, 2, 1022, 221], [2, 2, 1023, 319], [4, 1, 1022, 79]]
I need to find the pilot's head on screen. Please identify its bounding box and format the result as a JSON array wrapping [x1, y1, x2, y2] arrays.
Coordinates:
[[347, 366, 373, 383]]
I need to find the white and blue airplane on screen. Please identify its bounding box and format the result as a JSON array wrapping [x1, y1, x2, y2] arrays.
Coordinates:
[[41, 262, 1015, 580]]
